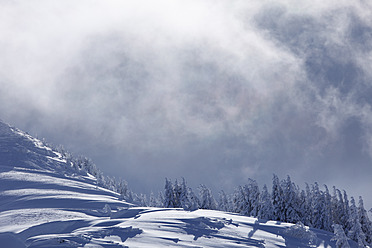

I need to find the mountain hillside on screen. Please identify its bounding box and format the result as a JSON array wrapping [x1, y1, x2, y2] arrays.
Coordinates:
[[0, 121, 356, 247]]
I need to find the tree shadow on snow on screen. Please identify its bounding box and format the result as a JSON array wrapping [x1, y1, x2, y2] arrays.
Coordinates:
[[177, 217, 265, 247], [177, 217, 223, 240], [89, 226, 143, 243], [23, 221, 142, 248]]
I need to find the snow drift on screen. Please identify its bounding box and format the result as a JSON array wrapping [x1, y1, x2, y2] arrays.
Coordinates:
[[0, 121, 357, 247]]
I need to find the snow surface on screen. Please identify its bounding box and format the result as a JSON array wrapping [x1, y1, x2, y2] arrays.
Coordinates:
[[0, 121, 357, 247]]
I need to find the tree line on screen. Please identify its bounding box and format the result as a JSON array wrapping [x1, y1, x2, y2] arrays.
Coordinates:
[[154, 176, 372, 247], [51, 142, 371, 246]]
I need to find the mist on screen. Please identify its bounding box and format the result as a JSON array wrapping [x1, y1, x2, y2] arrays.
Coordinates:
[[1, 0, 372, 206]]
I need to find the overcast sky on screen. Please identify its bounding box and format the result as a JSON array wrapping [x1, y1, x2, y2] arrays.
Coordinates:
[[1, 0, 372, 207]]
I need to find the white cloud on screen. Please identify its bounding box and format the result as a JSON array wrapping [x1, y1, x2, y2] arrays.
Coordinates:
[[1, 0, 372, 206]]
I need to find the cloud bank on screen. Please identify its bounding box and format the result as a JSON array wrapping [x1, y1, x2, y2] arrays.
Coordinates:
[[1, 0, 372, 205]]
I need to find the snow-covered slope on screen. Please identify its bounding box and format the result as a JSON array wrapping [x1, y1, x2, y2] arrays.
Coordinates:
[[0, 121, 356, 247]]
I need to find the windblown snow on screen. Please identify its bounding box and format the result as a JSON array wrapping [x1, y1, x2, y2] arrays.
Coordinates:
[[0, 121, 356, 247]]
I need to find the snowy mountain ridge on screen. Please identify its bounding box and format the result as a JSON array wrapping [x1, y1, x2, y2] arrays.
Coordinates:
[[0, 121, 359, 247]]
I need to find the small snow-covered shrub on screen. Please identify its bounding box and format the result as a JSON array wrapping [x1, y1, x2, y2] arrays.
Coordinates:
[[285, 222, 316, 243]]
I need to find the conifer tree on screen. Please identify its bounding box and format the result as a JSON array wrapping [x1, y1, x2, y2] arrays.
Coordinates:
[[258, 184, 273, 220], [358, 196, 372, 245], [247, 179, 260, 217], [149, 192, 158, 207], [158, 191, 165, 208], [343, 191, 351, 233], [199, 184, 216, 210], [135, 193, 148, 207], [282, 176, 300, 224], [218, 190, 231, 212], [323, 185, 333, 232], [187, 187, 200, 211], [298, 189, 307, 225], [347, 197, 368, 247], [179, 178, 199, 211], [164, 178, 176, 208], [173, 179, 182, 208], [304, 183, 313, 226], [272, 174, 285, 222], [179, 178, 191, 210], [232, 185, 246, 214], [335, 188, 349, 231], [118, 180, 130, 201], [332, 224, 351, 248], [332, 187, 342, 226], [311, 182, 326, 230], [234, 180, 260, 217]]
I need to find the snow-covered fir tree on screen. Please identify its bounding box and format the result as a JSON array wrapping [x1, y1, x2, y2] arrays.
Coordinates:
[[257, 184, 273, 220], [232, 185, 246, 214], [157, 191, 165, 208], [180, 178, 199, 211], [164, 178, 176, 208], [323, 185, 333, 232], [148, 192, 158, 207], [199, 184, 217, 210], [134, 193, 148, 207], [358, 196, 372, 245], [179, 178, 190, 209], [298, 189, 310, 226], [232, 180, 260, 217], [272, 174, 285, 222], [218, 190, 231, 212], [347, 197, 368, 247], [344, 191, 351, 234], [117, 179, 132, 201], [246, 179, 260, 217], [281, 176, 300, 224], [304, 184, 313, 226], [172, 179, 183, 208], [332, 224, 351, 248], [311, 182, 326, 230], [186, 187, 200, 211], [332, 187, 344, 227]]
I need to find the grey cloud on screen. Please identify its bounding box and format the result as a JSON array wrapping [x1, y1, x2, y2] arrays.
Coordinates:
[[1, 0, 372, 206]]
